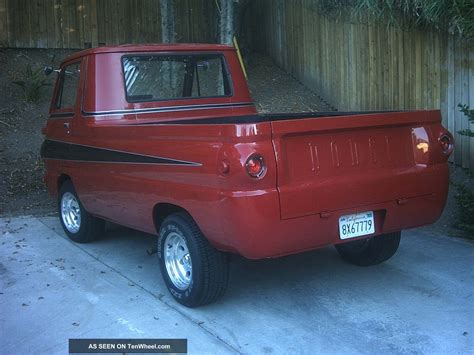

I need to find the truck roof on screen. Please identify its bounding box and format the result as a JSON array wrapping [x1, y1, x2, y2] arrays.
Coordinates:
[[63, 43, 236, 62]]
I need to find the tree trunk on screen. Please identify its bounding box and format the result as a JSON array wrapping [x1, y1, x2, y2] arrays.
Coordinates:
[[219, 0, 234, 45], [160, 0, 175, 44], [160, 0, 177, 96]]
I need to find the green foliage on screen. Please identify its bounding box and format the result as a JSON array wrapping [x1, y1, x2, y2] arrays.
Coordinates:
[[315, 0, 474, 40], [454, 103, 473, 235], [458, 104, 474, 137], [455, 182, 474, 235], [12, 64, 51, 104]]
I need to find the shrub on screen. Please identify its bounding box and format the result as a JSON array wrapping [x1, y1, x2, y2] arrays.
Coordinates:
[[315, 0, 474, 40], [455, 103, 474, 235], [457, 104, 474, 137], [12, 64, 51, 104]]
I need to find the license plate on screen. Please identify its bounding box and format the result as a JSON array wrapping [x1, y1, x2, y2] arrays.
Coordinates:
[[338, 211, 375, 239]]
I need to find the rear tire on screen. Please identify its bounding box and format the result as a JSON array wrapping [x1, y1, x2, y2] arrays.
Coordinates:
[[58, 180, 104, 243], [335, 232, 401, 266], [158, 212, 229, 307]]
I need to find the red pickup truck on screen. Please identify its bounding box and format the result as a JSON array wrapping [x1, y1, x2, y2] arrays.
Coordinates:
[[41, 44, 453, 307]]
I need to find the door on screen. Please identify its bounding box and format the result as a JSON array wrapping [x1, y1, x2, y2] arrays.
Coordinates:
[[47, 61, 82, 142]]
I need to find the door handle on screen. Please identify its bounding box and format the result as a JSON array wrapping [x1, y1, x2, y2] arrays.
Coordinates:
[[63, 122, 70, 134]]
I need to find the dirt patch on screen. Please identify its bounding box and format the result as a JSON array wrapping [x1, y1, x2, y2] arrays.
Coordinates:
[[0, 48, 74, 216], [246, 54, 334, 113]]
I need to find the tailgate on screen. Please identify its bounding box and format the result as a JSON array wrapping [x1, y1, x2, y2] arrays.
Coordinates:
[[271, 110, 442, 219]]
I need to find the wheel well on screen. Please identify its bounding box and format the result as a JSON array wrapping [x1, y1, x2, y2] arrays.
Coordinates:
[[57, 174, 71, 192], [153, 203, 188, 232]]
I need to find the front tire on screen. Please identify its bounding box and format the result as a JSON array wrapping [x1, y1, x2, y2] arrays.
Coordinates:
[[335, 232, 401, 266], [58, 180, 104, 243], [158, 212, 229, 307]]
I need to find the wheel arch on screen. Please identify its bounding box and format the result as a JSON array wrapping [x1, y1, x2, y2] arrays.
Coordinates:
[[152, 202, 190, 232], [57, 173, 72, 192]]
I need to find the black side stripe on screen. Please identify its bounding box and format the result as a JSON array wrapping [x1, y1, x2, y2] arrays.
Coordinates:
[[40, 139, 201, 166], [127, 110, 406, 125]]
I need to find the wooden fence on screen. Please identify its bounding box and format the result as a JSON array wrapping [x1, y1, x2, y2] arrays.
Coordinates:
[[1, 0, 473, 167], [252, 0, 474, 168], [0, 0, 216, 48]]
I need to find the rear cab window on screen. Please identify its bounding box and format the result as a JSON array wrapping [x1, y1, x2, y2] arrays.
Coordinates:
[[122, 54, 232, 103]]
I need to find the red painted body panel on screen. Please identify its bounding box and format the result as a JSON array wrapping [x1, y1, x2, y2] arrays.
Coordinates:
[[42, 44, 452, 259]]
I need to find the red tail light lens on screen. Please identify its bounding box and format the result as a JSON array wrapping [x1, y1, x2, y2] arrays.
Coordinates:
[[439, 133, 454, 155], [245, 154, 266, 178]]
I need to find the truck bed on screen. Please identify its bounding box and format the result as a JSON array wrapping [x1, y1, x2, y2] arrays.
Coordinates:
[[154, 108, 448, 223]]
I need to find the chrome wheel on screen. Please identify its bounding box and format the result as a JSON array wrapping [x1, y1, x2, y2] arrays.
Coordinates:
[[164, 232, 192, 290], [61, 192, 81, 233]]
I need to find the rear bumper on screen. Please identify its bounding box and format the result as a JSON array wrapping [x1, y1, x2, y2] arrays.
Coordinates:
[[203, 163, 448, 259]]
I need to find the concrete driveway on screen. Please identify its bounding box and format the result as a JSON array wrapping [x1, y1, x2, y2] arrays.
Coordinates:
[[1, 216, 473, 354]]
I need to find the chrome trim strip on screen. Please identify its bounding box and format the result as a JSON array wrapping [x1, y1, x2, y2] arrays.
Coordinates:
[[80, 102, 254, 117]]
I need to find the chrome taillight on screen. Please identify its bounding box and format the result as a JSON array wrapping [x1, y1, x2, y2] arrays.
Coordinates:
[[245, 154, 266, 178]]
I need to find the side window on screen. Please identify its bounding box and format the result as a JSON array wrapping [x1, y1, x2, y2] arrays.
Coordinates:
[[55, 62, 81, 109], [122, 54, 232, 102]]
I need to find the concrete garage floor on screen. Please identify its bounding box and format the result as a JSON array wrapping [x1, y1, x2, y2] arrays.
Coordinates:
[[1, 216, 473, 354]]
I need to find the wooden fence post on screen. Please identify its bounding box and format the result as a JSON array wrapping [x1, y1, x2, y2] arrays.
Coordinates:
[[90, 0, 98, 47], [0, 0, 9, 46]]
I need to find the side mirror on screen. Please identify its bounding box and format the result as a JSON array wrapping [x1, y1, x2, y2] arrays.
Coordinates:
[[44, 65, 53, 76], [44, 65, 60, 76]]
